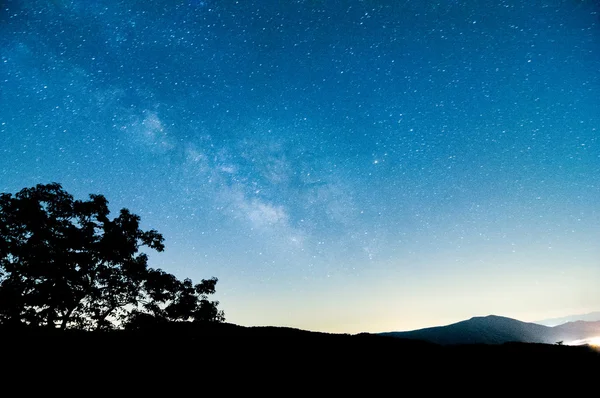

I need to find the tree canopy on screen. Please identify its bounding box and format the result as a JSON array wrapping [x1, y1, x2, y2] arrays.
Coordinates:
[[0, 183, 224, 330]]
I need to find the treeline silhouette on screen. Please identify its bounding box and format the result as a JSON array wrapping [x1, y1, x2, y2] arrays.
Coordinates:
[[2, 320, 598, 392]]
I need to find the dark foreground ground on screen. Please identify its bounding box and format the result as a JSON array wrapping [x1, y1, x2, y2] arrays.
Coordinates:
[[2, 322, 598, 393]]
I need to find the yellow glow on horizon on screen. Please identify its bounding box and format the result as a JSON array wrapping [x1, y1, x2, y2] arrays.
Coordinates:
[[588, 337, 600, 347]]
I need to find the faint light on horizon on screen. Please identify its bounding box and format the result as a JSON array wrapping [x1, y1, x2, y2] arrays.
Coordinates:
[[588, 337, 600, 347], [566, 337, 600, 347]]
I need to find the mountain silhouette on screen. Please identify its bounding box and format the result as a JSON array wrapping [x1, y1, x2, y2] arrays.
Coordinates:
[[535, 311, 600, 326], [380, 315, 600, 345]]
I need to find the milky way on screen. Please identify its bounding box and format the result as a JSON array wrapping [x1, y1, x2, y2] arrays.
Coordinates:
[[1, 0, 599, 333]]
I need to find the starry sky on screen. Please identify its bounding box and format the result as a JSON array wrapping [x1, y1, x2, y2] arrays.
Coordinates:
[[1, 0, 599, 333]]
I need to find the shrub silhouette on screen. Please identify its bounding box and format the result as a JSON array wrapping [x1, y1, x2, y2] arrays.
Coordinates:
[[0, 182, 224, 330]]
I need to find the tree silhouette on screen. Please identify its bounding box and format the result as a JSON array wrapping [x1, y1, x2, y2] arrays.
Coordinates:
[[0, 183, 224, 330], [125, 268, 225, 329]]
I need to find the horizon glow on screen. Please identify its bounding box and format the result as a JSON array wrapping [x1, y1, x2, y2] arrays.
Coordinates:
[[1, 0, 599, 333]]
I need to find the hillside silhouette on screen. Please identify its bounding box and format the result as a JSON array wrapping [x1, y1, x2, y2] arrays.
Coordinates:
[[536, 311, 600, 326], [2, 321, 598, 393], [380, 315, 600, 345]]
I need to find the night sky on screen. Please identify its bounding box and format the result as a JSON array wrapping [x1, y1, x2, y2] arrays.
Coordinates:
[[1, 0, 599, 333]]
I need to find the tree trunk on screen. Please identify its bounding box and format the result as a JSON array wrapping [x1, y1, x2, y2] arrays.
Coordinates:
[[46, 306, 57, 329], [95, 305, 117, 331], [60, 307, 75, 329]]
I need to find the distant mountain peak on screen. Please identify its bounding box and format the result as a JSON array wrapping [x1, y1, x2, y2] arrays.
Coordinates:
[[535, 311, 600, 327], [466, 314, 533, 324], [470, 314, 512, 320], [380, 314, 600, 345]]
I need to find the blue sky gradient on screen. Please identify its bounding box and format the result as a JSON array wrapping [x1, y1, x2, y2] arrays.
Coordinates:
[[1, 0, 599, 333]]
